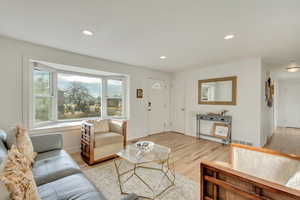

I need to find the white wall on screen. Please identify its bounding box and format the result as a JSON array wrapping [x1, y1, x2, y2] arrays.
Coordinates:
[[271, 69, 300, 130], [0, 36, 171, 152], [260, 62, 273, 146], [0, 35, 274, 150], [277, 79, 300, 128], [273, 78, 279, 129], [171, 58, 264, 147]]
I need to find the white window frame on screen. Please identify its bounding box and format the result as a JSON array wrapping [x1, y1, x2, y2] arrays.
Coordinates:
[[30, 64, 127, 128], [32, 65, 56, 127], [106, 78, 126, 118]]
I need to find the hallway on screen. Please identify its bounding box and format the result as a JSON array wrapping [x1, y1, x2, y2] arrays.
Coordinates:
[[265, 127, 300, 156]]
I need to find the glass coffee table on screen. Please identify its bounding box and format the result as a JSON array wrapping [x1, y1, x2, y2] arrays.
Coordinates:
[[114, 143, 175, 199]]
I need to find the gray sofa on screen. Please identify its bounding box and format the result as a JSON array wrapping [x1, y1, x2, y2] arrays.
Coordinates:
[[0, 131, 137, 200]]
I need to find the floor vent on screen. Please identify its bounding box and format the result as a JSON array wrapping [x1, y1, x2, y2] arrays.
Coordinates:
[[232, 140, 253, 146]]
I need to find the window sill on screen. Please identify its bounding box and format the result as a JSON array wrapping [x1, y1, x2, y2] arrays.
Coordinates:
[[29, 117, 128, 134], [30, 121, 83, 134]]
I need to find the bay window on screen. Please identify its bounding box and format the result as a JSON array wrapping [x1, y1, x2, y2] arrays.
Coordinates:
[[32, 65, 127, 127], [107, 79, 123, 117], [57, 73, 102, 120], [33, 70, 53, 123]]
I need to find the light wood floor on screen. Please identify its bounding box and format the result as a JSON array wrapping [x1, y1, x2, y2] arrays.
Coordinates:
[[72, 128, 300, 184], [265, 127, 300, 156], [72, 132, 230, 183]]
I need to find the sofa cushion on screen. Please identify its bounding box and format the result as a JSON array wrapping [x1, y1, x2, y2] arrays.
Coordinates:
[[33, 150, 81, 186], [0, 140, 8, 165], [38, 173, 107, 200], [109, 120, 123, 135], [95, 132, 123, 147], [0, 129, 17, 149], [0, 130, 7, 142], [31, 133, 63, 153]]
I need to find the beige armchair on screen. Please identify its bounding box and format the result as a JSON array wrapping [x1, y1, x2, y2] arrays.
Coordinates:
[[81, 119, 127, 165]]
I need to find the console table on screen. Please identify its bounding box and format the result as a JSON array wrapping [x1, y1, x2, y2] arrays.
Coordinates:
[[196, 114, 232, 144]]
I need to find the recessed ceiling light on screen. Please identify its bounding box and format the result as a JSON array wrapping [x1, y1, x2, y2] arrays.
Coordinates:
[[224, 34, 235, 40], [160, 56, 167, 59], [82, 30, 94, 36]]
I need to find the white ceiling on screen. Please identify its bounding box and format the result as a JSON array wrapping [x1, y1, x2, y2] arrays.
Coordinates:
[[1, 0, 300, 72], [272, 67, 300, 80]]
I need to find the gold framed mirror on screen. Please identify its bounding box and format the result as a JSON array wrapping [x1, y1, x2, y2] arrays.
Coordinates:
[[198, 76, 237, 105]]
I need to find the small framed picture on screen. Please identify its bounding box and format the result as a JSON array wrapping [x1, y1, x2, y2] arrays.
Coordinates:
[[212, 123, 230, 139], [136, 89, 143, 98]]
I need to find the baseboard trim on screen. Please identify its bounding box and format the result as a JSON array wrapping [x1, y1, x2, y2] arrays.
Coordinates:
[[171, 131, 185, 135]]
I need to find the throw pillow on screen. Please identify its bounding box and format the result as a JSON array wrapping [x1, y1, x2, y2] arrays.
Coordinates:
[[0, 181, 10, 200], [16, 126, 37, 164], [0, 145, 40, 200], [6, 127, 17, 148], [0, 157, 10, 200]]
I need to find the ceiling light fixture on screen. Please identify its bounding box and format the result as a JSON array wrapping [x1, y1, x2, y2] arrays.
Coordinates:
[[286, 61, 300, 72], [160, 56, 167, 59], [224, 34, 235, 40], [82, 30, 94, 36], [287, 68, 300, 72]]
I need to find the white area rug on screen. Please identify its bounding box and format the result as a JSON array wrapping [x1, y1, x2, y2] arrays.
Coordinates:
[[83, 160, 199, 200]]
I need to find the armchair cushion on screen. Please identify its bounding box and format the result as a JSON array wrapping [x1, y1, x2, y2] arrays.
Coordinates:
[[94, 132, 123, 148], [109, 120, 123, 135], [87, 119, 110, 133], [94, 132, 124, 160]]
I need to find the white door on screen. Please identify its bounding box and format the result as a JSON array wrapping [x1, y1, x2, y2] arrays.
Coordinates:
[[278, 80, 300, 128], [147, 79, 169, 135], [172, 80, 186, 133]]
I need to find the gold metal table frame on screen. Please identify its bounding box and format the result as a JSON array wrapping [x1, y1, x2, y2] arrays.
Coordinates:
[[114, 155, 175, 199]]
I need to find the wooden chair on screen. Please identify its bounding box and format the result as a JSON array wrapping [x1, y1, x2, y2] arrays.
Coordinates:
[[201, 144, 300, 200], [81, 119, 127, 165]]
